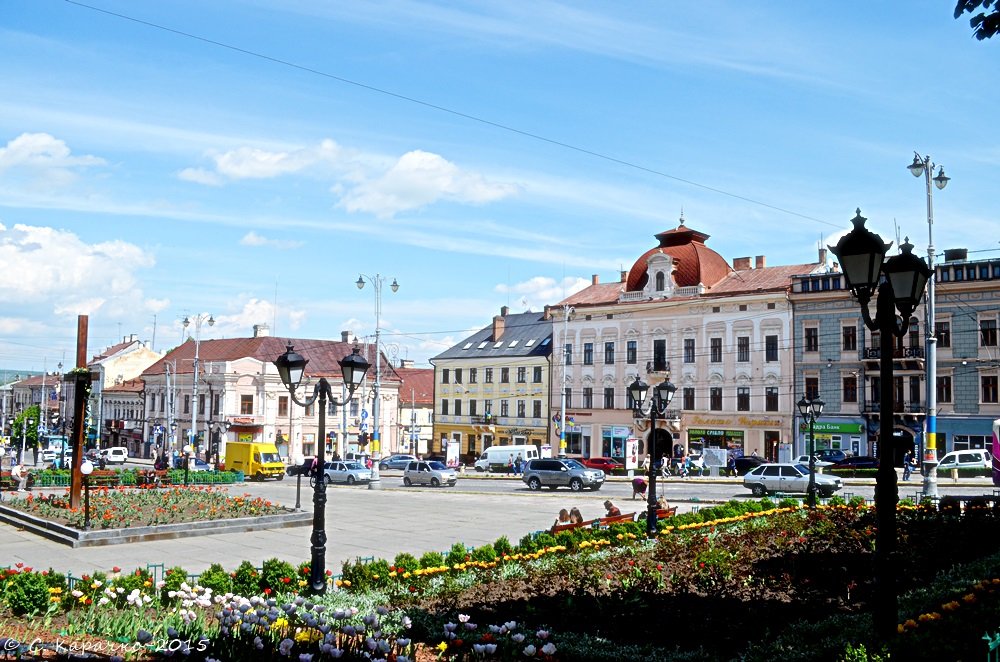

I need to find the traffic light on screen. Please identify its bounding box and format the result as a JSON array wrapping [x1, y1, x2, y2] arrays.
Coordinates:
[[359, 432, 369, 448]]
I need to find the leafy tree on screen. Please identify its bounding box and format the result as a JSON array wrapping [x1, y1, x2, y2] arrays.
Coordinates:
[[955, 0, 1000, 39], [10, 405, 41, 453]]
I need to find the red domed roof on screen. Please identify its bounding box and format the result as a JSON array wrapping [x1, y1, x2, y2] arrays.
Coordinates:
[[626, 222, 731, 291]]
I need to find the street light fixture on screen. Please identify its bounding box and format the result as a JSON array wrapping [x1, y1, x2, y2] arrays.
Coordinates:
[[830, 209, 931, 640], [356, 274, 398, 489], [182, 444, 193, 486], [797, 396, 825, 509], [908, 152, 949, 499], [80, 459, 94, 530], [273, 342, 370, 594], [628, 375, 677, 537], [183, 314, 214, 461]]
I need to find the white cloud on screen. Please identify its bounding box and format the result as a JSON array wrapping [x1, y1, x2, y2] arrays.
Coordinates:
[[0, 223, 154, 316], [495, 276, 590, 309], [338, 150, 519, 218], [181, 139, 345, 185], [239, 231, 303, 250], [145, 298, 171, 313], [0, 132, 105, 190], [212, 297, 307, 338], [177, 167, 223, 186]]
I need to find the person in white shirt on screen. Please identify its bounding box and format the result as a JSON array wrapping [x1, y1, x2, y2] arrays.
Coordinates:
[[10, 462, 27, 491]]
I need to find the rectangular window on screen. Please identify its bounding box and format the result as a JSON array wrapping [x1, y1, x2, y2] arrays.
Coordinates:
[[239, 395, 253, 415], [604, 341, 615, 365], [485, 368, 494, 383], [805, 377, 819, 401], [517, 367, 526, 383], [684, 339, 695, 364], [212, 393, 221, 416], [304, 403, 314, 417], [805, 327, 819, 352], [469, 368, 478, 384], [198, 394, 205, 416], [454, 368, 463, 384], [737, 336, 750, 363], [653, 340, 667, 372], [564, 387, 572, 409], [278, 395, 289, 417], [160, 393, 165, 412], [981, 320, 997, 347], [936, 321, 951, 348], [183, 395, 190, 414], [583, 343, 594, 365], [627, 340, 637, 365], [532, 366, 543, 383], [710, 338, 722, 363], [454, 399, 462, 416], [583, 387, 593, 408], [517, 400, 526, 417], [843, 376, 858, 403], [766, 335, 778, 362], [564, 344, 572, 365], [350, 399, 359, 417], [441, 399, 449, 415], [328, 399, 337, 416], [710, 387, 722, 411], [983, 376, 999, 403], [737, 387, 750, 411], [843, 326, 857, 351], [500, 399, 509, 417], [909, 376, 921, 406], [937, 375, 952, 403], [765, 387, 779, 411], [603, 387, 615, 409], [442, 369, 450, 384], [532, 400, 542, 418], [469, 399, 478, 416], [683, 387, 695, 410], [500, 368, 510, 383]]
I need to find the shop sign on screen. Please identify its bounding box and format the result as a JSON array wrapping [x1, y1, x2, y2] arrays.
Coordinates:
[[689, 415, 784, 428], [797, 421, 864, 434]]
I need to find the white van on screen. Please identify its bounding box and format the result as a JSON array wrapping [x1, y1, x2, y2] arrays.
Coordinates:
[[100, 447, 129, 465], [937, 449, 991, 471], [474, 444, 540, 472]]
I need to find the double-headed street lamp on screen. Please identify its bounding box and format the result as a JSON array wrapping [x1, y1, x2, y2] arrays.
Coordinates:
[[797, 396, 825, 509], [274, 342, 370, 594], [830, 209, 931, 640], [628, 375, 677, 537], [183, 314, 214, 459], [356, 274, 398, 489], [908, 153, 949, 499]]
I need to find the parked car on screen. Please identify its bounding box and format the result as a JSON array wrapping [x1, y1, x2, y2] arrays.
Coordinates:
[[41, 448, 72, 463], [345, 452, 372, 469], [815, 449, 850, 464], [403, 460, 457, 487], [581, 457, 623, 472], [734, 456, 768, 476], [100, 447, 129, 465], [311, 461, 372, 486], [794, 454, 833, 468], [830, 456, 879, 471], [743, 462, 843, 497], [522, 458, 604, 492], [937, 449, 992, 471], [379, 454, 418, 471]]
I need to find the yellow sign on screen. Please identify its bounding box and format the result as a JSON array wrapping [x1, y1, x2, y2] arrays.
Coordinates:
[[238, 432, 253, 443], [689, 415, 784, 428]]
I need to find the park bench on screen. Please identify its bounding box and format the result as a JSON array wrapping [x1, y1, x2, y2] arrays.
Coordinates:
[[656, 506, 678, 519], [137, 469, 170, 486], [550, 519, 599, 534], [599, 512, 637, 527], [0, 471, 35, 491]]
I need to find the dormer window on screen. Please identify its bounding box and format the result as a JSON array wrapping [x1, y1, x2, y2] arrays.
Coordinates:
[[655, 271, 665, 291]]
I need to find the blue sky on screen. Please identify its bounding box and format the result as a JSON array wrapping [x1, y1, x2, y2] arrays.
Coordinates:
[[1, 0, 998, 372]]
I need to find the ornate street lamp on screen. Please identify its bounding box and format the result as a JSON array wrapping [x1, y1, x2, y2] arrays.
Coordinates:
[[183, 314, 214, 461], [629, 375, 677, 537], [797, 396, 825, 509], [80, 458, 94, 530], [274, 342, 370, 594], [830, 209, 931, 640]]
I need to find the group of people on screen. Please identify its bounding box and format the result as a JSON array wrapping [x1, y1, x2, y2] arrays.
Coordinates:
[[506, 453, 525, 475], [553, 496, 670, 529]]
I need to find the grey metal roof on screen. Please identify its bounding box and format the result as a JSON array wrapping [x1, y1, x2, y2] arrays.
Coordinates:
[[431, 312, 553, 361]]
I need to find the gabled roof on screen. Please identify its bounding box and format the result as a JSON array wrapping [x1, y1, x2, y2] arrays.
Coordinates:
[[432, 311, 553, 361], [90, 338, 142, 364], [395, 368, 435, 406], [104, 378, 145, 394], [143, 336, 398, 382]]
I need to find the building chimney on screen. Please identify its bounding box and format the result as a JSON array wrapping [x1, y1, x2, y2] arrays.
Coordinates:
[[493, 312, 506, 340], [253, 324, 270, 338], [400, 359, 414, 369], [818, 247, 827, 265], [755, 255, 766, 269], [733, 257, 751, 270], [341, 330, 351, 342], [620, 270, 627, 283], [592, 274, 600, 285]]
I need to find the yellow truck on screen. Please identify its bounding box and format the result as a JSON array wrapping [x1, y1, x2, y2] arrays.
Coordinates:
[[224, 442, 285, 481]]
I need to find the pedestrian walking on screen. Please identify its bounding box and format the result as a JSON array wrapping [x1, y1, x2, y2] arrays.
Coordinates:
[[507, 454, 514, 475], [515, 453, 523, 475], [902, 450, 913, 481]]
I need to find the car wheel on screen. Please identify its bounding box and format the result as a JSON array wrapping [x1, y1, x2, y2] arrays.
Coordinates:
[[751, 484, 767, 497], [431, 477, 441, 487], [254, 472, 264, 482], [569, 478, 584, 492], [347, 475, 356, 485], [379, 464, 389, 471], [403, 477, 412, 486], [476, 466, 485, 472], [275, 473, 284, 481], [528, 477, 541, 491]]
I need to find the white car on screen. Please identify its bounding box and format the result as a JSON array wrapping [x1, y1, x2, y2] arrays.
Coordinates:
[[743, 463, 843, 498], [100, 447, 129, 465], [794, 454, 833, 468], [937, 449, 992, 471]]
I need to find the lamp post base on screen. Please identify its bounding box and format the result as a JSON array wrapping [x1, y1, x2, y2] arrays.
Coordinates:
[[921, 459, 939, 499], [367, 477, 382, 490]]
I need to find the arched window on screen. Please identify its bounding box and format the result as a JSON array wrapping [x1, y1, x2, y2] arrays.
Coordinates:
[[655, 271, 665, 292]]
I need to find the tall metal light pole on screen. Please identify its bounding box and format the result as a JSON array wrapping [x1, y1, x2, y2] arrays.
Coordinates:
[[628, 375, 677, 537], [183, 314, 214, 463], [356, 274, 399, 490], [908, 153, 949, 499], [558, 305, 574, 456], [274, 342, 370, 594], [830, 209, 931, 640], [798, 396, 825, 509]]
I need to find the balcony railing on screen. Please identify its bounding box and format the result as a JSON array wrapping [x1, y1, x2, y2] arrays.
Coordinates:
[[862, 346, 925, 360], [861, 401, 925, 415]]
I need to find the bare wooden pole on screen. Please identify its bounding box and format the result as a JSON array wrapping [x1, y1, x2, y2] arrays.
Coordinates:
[[69, 315, 89, 509]]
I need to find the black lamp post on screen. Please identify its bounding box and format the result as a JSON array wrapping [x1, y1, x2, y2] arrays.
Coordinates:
[[830, 209, 931, 640], [628, 375, 677, 537], [182, 443, 192, 486], [80, 458, 94, 530], [274, 342, 370, 594], [797, 396, 825, 509]]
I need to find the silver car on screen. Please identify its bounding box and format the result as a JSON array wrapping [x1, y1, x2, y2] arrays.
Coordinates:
[[522, 458, 604, 492], [743, 463, 842, 497], [311, 461, 372, 486], [403, 460, 457, 487]]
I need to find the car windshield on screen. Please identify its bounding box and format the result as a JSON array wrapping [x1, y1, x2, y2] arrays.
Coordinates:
[[344, 462, 364, 470], [562, 459, 585, 469], [261, 452, 281, 463], [428, 461, 447, 470], [793, 464, 811, 474]]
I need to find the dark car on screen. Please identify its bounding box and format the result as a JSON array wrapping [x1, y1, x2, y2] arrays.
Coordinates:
[[733, 456, 768, 476], [830, 456, 879, 471], [815, 449, 850, 464]]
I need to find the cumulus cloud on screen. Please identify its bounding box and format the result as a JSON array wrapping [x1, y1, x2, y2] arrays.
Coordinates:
[[145, 298, 171, 313], [495, 276, 591, 309], [0, 223, 154, 315], [180, 139, 343, 185], [337, 150, 518, 218], [0, 132, 106, 189], [239, 231, 303, 250], [211, 298, 307, 338], [177, 167, 223, 186]]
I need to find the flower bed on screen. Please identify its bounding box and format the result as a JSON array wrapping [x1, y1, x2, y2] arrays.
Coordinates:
[[27, 467, 244, 487]]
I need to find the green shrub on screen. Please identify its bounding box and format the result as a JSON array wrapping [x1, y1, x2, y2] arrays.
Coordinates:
[[197, 563, 232, 596], [111, 568, 152, 605], [392, 552, 420, 573], [470, 545, 497, 563], [828, 495, 847, 507], [231, 560, 260, 596], [160, 565, 189, 604], [778, 497, 802, 509], [445, 542, 469, 566], [759, 497, 776, 510], [418, 551, 445, 569], [3, 571, 51, 616], [493, 536, 513, 557], [517, 533, 538, 553], [259, 558, 298, 595]]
